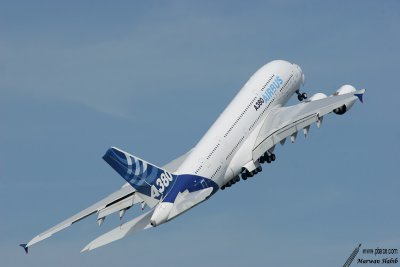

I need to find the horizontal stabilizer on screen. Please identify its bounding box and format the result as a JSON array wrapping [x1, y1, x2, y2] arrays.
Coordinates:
[[81, 209, 155, 252]]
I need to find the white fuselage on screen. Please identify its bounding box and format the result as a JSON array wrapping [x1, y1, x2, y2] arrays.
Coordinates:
[[176, 60, 303, 186]]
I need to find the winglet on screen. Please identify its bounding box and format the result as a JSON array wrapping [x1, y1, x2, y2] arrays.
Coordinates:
[[19, 244, 28, 254], [354, 93, 363, 103], [354, 90, 365, 103]]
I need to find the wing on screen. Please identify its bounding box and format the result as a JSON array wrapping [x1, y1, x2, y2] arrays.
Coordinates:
[[252, 89, 365, 161], [22, 149, 193, 252], [80, 187, 213, 252], [24, 185, 137, 249]]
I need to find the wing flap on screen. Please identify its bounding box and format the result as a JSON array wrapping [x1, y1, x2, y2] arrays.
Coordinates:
[[97, 193, 141, 221]]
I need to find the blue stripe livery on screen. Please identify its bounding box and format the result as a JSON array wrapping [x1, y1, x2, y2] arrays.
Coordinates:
[[103, 147, 178, 200], [103, 147, 218, 203]]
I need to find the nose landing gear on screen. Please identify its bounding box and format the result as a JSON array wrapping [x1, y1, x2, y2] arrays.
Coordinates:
[[296, 90, 308, 101]]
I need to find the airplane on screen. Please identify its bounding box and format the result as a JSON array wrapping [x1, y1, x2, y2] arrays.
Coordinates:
[[21, 60, 365, 253]]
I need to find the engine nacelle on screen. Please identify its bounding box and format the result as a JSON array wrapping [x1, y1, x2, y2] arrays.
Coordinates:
[[333, 85, 356, 115], [333, 104, 347, 115], [335, 84, 356, 95], [309, 93, 327, 101]]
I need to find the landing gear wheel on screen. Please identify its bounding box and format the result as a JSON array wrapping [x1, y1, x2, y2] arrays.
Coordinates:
[[296, 90, 307, 102], [271, 153, 276, 161], [221, 185, 225, 190], [266, 156, 271, 163], [297, 94, 304, 101]]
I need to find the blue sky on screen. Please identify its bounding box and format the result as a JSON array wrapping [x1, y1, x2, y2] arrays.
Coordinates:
[[1, 1, 399, 266]]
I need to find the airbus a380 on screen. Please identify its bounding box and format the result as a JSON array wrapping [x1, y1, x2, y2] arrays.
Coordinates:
[[21, 60, 365, 253]]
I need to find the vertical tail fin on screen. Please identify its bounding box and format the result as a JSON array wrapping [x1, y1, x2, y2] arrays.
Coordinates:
[[103, 147, 177, 204]]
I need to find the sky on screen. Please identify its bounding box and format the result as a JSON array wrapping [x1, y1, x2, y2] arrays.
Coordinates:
[[1, 0, 399, 266]]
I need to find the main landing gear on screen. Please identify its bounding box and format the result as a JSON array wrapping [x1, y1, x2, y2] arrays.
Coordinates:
[[241, 166, 262, 180], [221, 175, 241, 190], [221, 151, 277, 190], [242, 151, 276, 180], [296, 90, 308, 101], [259, 152, 276, 164]]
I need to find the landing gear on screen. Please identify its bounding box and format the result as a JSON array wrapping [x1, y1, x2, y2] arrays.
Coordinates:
[[221, 175, 241, 190], [241, 167, 249, 180], [222, 161, 268, 191], [241, 169, 252, 180], [296, 90, 308, 101], [256, 166, 262, 172], [259, 152, 276, 164]]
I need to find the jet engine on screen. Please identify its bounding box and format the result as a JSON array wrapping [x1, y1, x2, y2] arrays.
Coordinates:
[[309, 93, 327, 101], [333, 85, 356, 115]]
